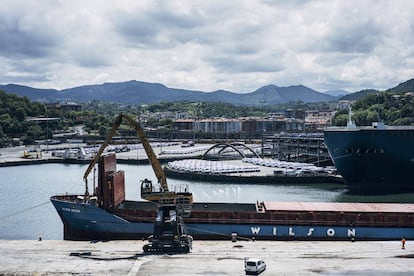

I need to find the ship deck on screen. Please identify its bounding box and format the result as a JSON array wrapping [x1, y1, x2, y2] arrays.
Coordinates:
[[121, 199, 414, 214], [264, 201, 414, 213], [120, 200, 257, 212], [53, 195, 414, 215]]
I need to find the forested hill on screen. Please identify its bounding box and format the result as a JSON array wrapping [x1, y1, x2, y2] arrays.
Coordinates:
[[340, 78, 414, 101], [387, 78, 414, 93]]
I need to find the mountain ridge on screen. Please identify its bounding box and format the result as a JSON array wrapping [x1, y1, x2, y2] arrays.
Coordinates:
[[0, 80, 335, 105], [2, 78, 413, 105]]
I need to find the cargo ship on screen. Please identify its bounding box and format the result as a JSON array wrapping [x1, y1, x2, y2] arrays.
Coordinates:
[[51, 114, 414, 241], [51, 153, 414, 241], [324, 113, 414, 191]]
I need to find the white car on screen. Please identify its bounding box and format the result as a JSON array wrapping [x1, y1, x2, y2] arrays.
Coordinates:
[[245, 258, 266, 275]]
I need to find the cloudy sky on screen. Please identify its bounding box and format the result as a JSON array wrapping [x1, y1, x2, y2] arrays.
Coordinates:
[[1, 0, 414, 93]]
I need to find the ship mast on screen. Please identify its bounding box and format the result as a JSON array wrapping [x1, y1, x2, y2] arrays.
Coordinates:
[[346, 106, 356, 129]]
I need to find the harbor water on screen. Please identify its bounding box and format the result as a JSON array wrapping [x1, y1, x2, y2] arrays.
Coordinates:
[[1, 163, 414, 240]]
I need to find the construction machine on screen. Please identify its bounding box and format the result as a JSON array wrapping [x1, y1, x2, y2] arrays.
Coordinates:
[[83, 113, 193, 253]]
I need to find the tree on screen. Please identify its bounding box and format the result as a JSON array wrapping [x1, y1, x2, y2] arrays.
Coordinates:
[[15, 107, 27, 121], [331, 91, 414, 126], [331, 113, 348, 126], [0, 125, 5, 147], [25, 125, 42, 144], [98, 126, 106, 136]]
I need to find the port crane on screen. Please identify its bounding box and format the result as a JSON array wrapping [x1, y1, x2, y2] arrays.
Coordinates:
[[83, 113, 193, 253]]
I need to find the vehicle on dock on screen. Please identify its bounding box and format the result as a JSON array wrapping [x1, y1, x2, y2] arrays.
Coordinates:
[[21, 148, 42, 159], [245, 258, 266, 275]]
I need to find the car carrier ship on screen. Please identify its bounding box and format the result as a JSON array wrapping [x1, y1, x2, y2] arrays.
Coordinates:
[[51, 114, 414, 241]]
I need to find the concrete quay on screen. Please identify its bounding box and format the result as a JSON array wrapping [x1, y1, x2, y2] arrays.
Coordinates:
[[0, 143, 205, 166], [0, 240, 413, 275], [0, 144, 280, 178]]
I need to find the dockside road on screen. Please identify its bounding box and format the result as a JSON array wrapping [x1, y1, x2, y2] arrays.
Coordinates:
[[0, 240, 412, 275], [0, 143, 209, 164], [0, 144, 281, 177]]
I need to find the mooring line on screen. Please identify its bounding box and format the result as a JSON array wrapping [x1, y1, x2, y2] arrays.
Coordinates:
[[0, 201, 50, 221]]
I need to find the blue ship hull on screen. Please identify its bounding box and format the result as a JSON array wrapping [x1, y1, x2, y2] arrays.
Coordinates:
[[51, 196, 414, 241], [324, 126, 414, 191]]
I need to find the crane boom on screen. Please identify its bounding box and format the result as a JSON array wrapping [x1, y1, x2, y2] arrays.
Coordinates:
[[121, 114, 167, 191], [82, 113, 192, 210], [83, 113, 167, 194]]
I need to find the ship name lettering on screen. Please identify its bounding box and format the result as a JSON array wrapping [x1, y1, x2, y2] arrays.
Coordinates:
[[347, 228, 356, 237], [269, 226, 356, 237], [62, 207, 80, 213], [327, 228, 335, 236], [250, 227, 261, 235]]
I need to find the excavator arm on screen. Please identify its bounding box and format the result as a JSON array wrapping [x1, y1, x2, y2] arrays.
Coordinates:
[[83, 113, 167, 195]]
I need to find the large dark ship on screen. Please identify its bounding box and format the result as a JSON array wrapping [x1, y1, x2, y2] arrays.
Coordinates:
[[324, 113, 414, 191]]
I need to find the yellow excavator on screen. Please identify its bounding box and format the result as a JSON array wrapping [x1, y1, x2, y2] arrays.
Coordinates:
[[83, 113, 193, 253]]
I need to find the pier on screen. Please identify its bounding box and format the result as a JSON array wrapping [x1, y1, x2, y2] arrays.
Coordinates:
[[0, 240, 412, 275]]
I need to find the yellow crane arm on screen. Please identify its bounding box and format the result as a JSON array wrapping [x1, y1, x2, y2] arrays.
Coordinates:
[[83, 114, 168, 192], [121, 114, 168, 191]]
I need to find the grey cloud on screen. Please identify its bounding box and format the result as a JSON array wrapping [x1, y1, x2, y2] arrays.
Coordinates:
[[113, 6, 207, 48], [314, 53, 362, 67], [1, 0, 414, 93], [0, 58, 54, 84], [207, 53, 284, 73], [70, 47, 113, 68], [1, 71, 51, 84], [321, 20, 383, 54], [0, 16, 61, 58]]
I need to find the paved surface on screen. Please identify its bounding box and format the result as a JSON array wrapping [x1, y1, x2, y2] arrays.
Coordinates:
[[0, 240, 413, 275], [0, 144, 280, 176], [0, 143, 210, 163]]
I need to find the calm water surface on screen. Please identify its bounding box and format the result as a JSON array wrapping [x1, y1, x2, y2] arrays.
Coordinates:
[[1, 163, 413, 240]]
